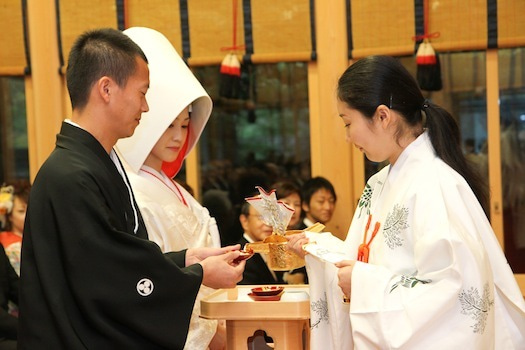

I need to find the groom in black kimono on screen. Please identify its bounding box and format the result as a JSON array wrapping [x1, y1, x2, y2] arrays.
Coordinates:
[[18, 28, 245, 349]]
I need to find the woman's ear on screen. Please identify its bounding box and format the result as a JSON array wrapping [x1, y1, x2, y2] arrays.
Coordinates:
[[375, 104, 392, 128]]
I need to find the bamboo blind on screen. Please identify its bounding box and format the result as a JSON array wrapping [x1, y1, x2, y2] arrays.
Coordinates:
[[126, 0, 183, 56], [186, 0, 244, 65], [497, 0, 525, 48], [349, 0, 525, 59], [429, 0, 488, 52], [1, 0, 525, 76], [57, 0, 118, 73], [0, 0, 26, 75], [248, 0, 314, 63], [350, 0, 416, 58], [126, 0, 314, 65]]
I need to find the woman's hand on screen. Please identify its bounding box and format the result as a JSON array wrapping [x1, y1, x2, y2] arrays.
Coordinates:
[[286, 232, 309, 258], [335, 260, 355, 301]]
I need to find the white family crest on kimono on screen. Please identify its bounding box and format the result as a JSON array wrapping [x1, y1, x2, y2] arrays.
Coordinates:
[[306, 132, 525, 349]]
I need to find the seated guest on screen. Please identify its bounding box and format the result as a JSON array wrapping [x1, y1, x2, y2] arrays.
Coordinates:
[[300, 176, 337, 227], [0, 245, 18, 350], [237, 202, 284, 285], [271, 180, 303, 230], [272, 180, 307, 284], [0, 180, 31, 275]]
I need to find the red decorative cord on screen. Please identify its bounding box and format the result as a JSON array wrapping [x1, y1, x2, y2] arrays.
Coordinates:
[[221, 0, 245, 51], [412, 0, 440, 41], [357, 215, 381, 263]]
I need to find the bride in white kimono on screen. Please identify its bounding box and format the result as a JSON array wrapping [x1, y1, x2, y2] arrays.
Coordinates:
[[116, 27, 223, 350], [288, 56, 525, 349]]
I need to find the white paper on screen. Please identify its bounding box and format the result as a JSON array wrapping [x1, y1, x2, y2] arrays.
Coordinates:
[[303, 232, 350, 264]]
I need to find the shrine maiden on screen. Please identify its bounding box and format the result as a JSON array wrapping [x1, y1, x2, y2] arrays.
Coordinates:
[[288, 56, 525, 349]]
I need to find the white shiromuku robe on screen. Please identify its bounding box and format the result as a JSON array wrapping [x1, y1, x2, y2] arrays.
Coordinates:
[[307, 132, 525, 349], [131, 166, 220, 253]]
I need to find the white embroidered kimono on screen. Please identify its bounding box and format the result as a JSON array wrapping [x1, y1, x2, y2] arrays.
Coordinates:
[[130, 166, 220, 253], [116, 27, 220, 350], [307, 132, 525, 349]]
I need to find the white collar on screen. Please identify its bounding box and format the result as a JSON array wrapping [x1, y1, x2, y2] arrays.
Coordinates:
[[64, 119, 83, 129]]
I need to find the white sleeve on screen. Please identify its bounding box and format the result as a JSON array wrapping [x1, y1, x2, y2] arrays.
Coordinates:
[[305, 255, 353, 350], [137, 202, 170, 252], [349, 181, 505, 349]]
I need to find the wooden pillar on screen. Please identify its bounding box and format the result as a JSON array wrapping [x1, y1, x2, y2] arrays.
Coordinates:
[[486, 50, 504, 247], [26, 0, 65, 181], [185, 147, 201, 200], [487, 50, 525, 293], [308, 0, 360, 239]]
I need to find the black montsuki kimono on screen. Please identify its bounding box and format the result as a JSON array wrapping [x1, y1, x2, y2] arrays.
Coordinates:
[[19, 122, 203, 349]]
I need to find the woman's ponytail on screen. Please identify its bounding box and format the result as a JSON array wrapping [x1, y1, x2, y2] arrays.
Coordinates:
[[425, 102, 489, 214]]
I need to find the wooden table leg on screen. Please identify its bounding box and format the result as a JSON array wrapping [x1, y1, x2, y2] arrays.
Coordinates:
[[226, 319, 309, 349]]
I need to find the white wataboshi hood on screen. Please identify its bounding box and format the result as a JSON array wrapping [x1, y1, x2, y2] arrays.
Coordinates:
[[116, 27, 212, 177]]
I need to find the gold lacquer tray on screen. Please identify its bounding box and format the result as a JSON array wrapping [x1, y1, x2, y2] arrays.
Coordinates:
[[200, 285, 310, 320]]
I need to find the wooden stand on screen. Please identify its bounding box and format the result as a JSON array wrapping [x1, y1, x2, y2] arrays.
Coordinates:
[[201, 285, 310, 349]]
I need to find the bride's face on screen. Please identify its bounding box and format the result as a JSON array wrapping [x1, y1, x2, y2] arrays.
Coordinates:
[[145, 107, 190, 170]]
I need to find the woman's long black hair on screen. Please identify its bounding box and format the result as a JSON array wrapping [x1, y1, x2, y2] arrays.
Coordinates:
[[337, 55, 489, 213]]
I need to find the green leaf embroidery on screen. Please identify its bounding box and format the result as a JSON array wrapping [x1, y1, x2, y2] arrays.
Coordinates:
[[358, 183, 373, 218], [390, 273, 431, 293]]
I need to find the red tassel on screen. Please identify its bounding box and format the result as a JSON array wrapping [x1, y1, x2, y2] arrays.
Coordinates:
[[220, 53, 242, 98], [220, 53, 241, 77], [416, 41, 437, 65], [416, 40, 442, 91]]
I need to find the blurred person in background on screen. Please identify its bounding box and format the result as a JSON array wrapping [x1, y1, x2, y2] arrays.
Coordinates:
[[0, 245, 18, 350], [0, 180, 31, 275], [271, 180, 303, 230], [300, 176, 337, 228], [237, 201, 284, 285], [272, 179, 307, 283]]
